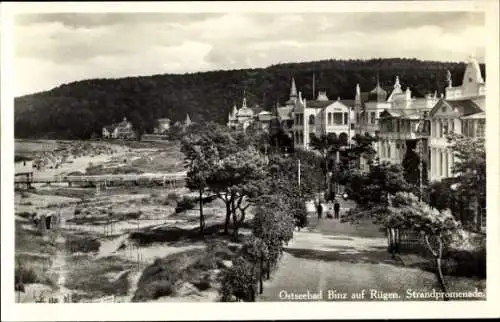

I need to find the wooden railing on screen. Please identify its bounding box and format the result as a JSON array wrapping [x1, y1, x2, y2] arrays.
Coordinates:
[[14, 172, 187, 184]]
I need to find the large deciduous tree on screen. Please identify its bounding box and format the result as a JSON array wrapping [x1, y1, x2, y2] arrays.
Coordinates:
[[180, 122, 234, 234], [386, 192, 461, 296], [447, 133, 486, 231], [206, 146, 268, 241], [344, 162, 410, 208]]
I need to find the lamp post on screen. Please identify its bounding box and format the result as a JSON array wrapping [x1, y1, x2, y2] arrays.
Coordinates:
[[416, 113, 428, 201], [417, 139, 424, 201]]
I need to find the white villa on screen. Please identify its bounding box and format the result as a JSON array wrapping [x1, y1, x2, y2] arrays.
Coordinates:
[[292, 88, 356, 150], [427, 57, 486, 182]]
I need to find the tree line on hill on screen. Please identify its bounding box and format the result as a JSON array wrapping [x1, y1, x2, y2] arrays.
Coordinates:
[[14, 58, 484, 139]]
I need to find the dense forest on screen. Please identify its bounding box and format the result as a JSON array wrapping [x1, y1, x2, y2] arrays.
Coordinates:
[[14, 58, 485, 139]]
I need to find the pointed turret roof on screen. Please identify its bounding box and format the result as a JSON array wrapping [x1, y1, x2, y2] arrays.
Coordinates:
[[355, 83, 361, 102], [290, 77, 297, 98], [463, 55, 484, 84], [394, 76, 401, 89], [368, 76, 388, 102], [185, 113, 191, 126]]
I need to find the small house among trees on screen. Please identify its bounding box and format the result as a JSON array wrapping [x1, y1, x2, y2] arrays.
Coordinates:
[[102, 117, 136, 139]]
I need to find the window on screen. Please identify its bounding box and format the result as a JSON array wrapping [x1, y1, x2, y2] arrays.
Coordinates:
[[333, 113, 343, 125], [476, 119, 485, 137], [388, 145, 391, 158], [309, 115, 315, 125], [23, 161, 26, 166], [343, 112, 348, 125], [328, 113, 332, 125], [356, 112, 360, 124], [351, 123, 355, 130], [295, 113, 304, 126], [370, 112, 376, 124], [442, 120, 449, 136], [396, 143, 400, 150]]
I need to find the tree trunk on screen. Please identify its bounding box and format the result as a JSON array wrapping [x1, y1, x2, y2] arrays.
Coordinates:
[[231, 200, 239, 242], [199, 188, 205, 235], [224, 202, 231, 235], [259, 257, 264, 294], [232, 217, 239, 242], [249, 286, 256, 302], [435, 257, 448, 299], [424, 235, 448, 300]]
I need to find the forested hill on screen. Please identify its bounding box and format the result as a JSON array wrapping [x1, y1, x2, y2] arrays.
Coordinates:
[[14, 58, 485, 139]]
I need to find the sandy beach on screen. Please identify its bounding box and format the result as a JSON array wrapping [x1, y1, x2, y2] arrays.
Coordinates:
[[30, 144, 130, 179]]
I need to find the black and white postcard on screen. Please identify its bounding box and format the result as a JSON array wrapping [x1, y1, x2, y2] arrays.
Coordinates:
[[1, 1, 499, 320]]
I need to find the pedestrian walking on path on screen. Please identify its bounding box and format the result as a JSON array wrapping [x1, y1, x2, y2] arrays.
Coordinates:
[[334, 201, 340, 219], [317, 202, 323, 220]]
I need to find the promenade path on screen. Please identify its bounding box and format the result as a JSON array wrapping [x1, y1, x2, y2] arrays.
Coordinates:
[[259, 200, 485, 302]]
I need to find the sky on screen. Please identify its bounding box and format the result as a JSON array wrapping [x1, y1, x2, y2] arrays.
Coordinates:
[[13, 11, 486, 97]]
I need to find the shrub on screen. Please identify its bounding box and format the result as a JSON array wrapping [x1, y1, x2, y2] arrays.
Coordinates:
[[175, 196, 196, 213], [65, 236, 101, 253], [446, 246, 486, 278], [220, 257, 257, 302], [15, 264, 38, 284], [161, 192, 180, 206], [132, 257, 180, 302], [191, 253, 218, 271], [167, 192, 179, 202], [192, 278, 211, 291]]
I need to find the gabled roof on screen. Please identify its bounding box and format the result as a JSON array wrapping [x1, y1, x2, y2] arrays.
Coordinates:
[[460, 111, 485, 120], [429, 98, 483, 118], [380, 108, 427, 120]]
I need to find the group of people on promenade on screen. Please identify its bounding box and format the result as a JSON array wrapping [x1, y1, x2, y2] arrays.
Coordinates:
[[315, 199, 341, 220]]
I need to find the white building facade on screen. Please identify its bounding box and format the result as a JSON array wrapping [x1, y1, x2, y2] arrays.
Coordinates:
[[428, 58, 485, 182], [292, 89, 356, 150]]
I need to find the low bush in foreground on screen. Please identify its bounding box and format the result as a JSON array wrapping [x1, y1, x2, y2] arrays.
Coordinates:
[[220, 257, 257, 302], [65, 235, 101, 253], [65, 255, 134, 299], [15, 256, 56, 288], [132, 241, 237, 302]]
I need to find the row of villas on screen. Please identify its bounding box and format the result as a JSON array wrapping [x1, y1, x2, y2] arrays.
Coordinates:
[[228, 57, 486, 183], [377, 57, 485, 182], [102, 114, 192, 139]]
